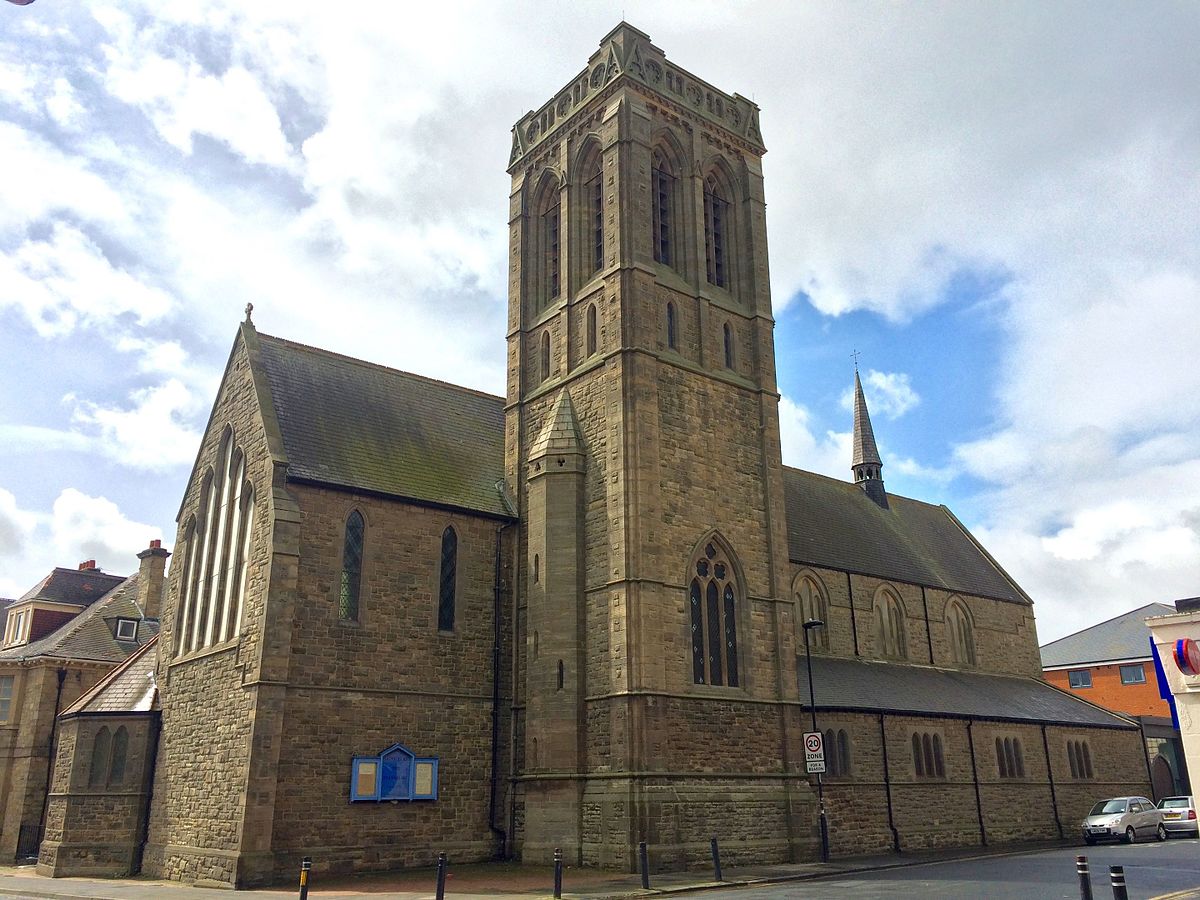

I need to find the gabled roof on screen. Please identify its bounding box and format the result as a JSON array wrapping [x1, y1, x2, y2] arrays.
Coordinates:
[[1039, 602, 1175, 668], [14, 567, 125, 608], [252, 331, 512, 520], [782, 467, 1028, 604], [62, 636, 159, 716], [0, 573, 159, 665], [799, 656, 1136, 729]]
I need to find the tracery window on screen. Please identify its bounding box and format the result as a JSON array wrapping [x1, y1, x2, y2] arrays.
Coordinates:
[[912, 731, 945, 778], [824, 728, 852, 777], [874, 588, 907, 659], [175, 427, 255, 656], [1068, 740, 1095, 779], [795, 574, 829, 651], [704, 175, 729, 288], [688, 540, 741, 687], [946, 598, 976, 666], [438, 526, 457, 632], [651, 149, 675, 267], [586, 156, 603, 274], [996, 736, 1026, 778], [339, 510, 365, 622]]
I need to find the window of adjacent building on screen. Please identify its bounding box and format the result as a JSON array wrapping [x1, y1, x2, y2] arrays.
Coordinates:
[[586, 304, 598, 357], [0, 675, 13, 723], [666, 302, 678, 351], [824, 728, 852, 777], [651, 149, 675, 267], [4, 609, 29, 646], [912, 731, 945, 778], [795, 574, 829, 651], [946, 598, 976, 666], [1120, 664, 1146, 685], [1068, 739, 1095, 779], [339, 510, 365, 622], [586, 156, 603, 274], [703, 176, 729, 288], [438, 526, 457, 632], [115, 618, 138, 642], [996, 736, 1026, 778], [688, 540, 741, 688], [874, 589, 908, 659], [175, 427, 255, 656], [1068, 669, 1092, 689]]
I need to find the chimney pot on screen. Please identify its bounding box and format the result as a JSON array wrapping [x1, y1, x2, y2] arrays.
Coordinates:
[[150, 539, 161, 549]]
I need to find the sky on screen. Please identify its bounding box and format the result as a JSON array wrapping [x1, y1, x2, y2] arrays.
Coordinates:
[[1, 1, 1197, 644]]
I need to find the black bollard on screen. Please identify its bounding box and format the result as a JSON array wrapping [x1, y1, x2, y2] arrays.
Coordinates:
[[710, 836, 723, 882], [553, 847, 563, 899], [298, 856, 311, 900], [1109, 864, 1128, 900], [1076, 855, 1093, 900], [639, 840, 650, 889], [436, 851, 447, 900]]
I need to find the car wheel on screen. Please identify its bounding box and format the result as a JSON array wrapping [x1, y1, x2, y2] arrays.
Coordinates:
[[1125, 826, 1136, 844], [1158, 823, 1168, 842], [1084, 837, 1097, 846]]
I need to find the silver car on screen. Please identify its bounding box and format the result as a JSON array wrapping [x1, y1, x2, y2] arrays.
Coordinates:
[[1082, 796, 1166, 844], [1157, 795, 1199, 837]]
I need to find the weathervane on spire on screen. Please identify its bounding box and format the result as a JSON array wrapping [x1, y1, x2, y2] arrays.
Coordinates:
[[851, 349, 861, 371], [244, 302, 254, 324]]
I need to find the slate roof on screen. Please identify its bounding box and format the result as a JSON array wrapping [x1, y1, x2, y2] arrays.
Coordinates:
[[63, 636, 159, 715], [851, 370, 882, 468], [1039, 603, 1175, 668], [254, 332, 512, 519], [0, 599, 11, 635], [782, 468, 1028, 604], [0, 573, 159, 665], [14, 568, 125, 607], [798, 656, 1136, 729]]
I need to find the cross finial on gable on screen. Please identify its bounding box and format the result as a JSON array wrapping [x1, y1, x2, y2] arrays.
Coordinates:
[[244, 302, 254, 324], [852, 349, 861, 371]]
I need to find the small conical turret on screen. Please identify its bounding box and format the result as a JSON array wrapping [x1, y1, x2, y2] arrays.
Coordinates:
[[851, 368, 887, 507]]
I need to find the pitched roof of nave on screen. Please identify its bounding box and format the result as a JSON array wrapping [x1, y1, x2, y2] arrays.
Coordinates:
[[1039, 602, 1176, 668], [0, 573, 160, 665], [782, 467, 1030, 605], [250, 330, 513, 520], [798, 655, 1136, 729]]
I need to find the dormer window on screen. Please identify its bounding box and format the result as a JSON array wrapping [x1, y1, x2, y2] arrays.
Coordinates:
[[115, 618, 138, 642], [3, 609, 29, 647]]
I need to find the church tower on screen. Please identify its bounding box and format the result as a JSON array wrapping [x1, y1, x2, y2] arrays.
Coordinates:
[[505, 24, 807, 867]]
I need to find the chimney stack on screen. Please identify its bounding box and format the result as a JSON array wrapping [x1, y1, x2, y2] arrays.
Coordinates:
[[78, 559, 98, 571], [136, 539, 170, 620]]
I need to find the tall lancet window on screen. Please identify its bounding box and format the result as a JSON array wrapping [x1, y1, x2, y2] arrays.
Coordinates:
[[340, 510, 365, 621], [535, 180, 561, 304], [438, 526, 457, 632], [795, 574, 830, 651], [873, 588, 907, 659], [704, 175, 729, 288], [651, 149, 675, 266], [586, 155, 603, 274], [946, 598, 976, 666], [688, 540, 741, 687]]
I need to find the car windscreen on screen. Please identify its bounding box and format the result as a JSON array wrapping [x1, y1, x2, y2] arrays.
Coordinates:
[[1160, 798, 1192, 809], [1090, 800, 1127, 815]]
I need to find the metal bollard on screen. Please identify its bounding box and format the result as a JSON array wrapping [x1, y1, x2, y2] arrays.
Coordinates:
[[710, 836, 723, 882], [298, 856, 312, 900], [1109, 864, 1128, 900], [553, 847, 563, 899], [639, 840, 650, 889], [435, 851, 447, 900], [1076, 855, 1093, 900]]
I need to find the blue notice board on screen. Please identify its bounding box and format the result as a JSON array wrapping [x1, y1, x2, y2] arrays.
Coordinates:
[[350, 743, 438, 802]]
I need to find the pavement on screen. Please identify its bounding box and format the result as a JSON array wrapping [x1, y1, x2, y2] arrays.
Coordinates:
[[0, 841, 1090, 900]]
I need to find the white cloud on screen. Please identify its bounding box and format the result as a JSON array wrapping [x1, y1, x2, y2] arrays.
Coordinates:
[[45, 77, 86, 129], [70, 379, 203, 471], [778, 396, 850, 480], [842, 369, 920, 420]]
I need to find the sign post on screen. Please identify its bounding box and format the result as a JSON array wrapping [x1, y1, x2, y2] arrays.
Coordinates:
[[804, 731, 826, 774]]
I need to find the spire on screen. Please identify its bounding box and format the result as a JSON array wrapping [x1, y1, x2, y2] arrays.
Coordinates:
[[851, 368, 887, 507], [529, 389, 583, 460]]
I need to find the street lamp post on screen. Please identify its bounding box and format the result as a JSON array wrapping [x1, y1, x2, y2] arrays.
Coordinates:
[[802, 617, 830, 863]]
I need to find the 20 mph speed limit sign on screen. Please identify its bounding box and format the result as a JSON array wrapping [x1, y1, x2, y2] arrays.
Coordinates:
[[803, 731, 826, 774]]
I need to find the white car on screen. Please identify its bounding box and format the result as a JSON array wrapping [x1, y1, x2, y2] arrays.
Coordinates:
[[1081, 796, 1166, 845], [1157, 796, 1199, 838]]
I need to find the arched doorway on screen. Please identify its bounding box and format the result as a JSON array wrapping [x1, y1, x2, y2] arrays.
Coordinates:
[[1152, 754, 1175, 800]]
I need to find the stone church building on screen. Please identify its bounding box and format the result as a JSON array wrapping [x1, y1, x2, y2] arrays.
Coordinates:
[[37, 24, 1149, 886]]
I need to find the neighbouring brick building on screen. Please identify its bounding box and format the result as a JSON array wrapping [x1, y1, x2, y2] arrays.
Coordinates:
[[1042, 603, 1189, 798], [39, 23, 1150, 887]]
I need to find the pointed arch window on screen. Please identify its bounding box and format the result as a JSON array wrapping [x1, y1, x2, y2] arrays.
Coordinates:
[[651, 148, 675, 267], [824, 728, 852, 777], [535, 180, 561, 305], [176, 427, 255, 656], [1068, 739, 1095, 779], [586, 304, 598, 356], [688, 540, 740, 687], [946, 598, 976, 666], [340, 510, 365, 622], [795, 575, 830, 650], [109, 726, 129, 786], [874, 589, 907, 659], [723, 323, 734, 369], [996, 736, 1025, 778], [912, 730, 945, 778], [704, 175, 729, 288], [666, 302, 678, 350], [89, 727, 112, 788], [540, 331, 551, 382], [586, 155, 603, 274], [438, 526, 457, 632]]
